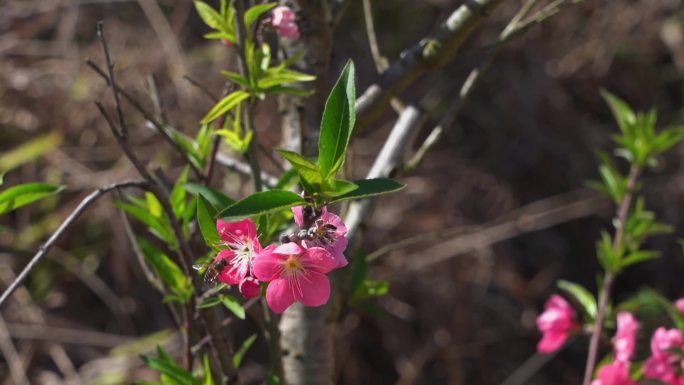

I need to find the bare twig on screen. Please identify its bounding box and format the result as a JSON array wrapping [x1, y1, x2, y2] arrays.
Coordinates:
[[0, 180, 147, 308], [362, 0, 388, 73], [0, 316, 30, 385], [183, 75, 220, 103], [398, 190, 609, 275], [86, 60, 206, 181], [96, 21, 126, 137], [5, 323, 134, 348], [354, 0, 504, 131], [405, 0, 579, 172]]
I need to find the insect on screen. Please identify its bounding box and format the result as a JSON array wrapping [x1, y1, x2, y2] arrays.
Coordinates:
[[193, 259, 228, 286], [279, 219, 337, 245]]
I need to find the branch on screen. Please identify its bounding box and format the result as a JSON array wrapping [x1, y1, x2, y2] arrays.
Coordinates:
[[362, 0, 388, 73], [96, 21, 126, 138], [355, 0, 504, 130], [0, 180, 147, 308]]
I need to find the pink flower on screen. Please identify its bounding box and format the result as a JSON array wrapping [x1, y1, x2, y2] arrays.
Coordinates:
[[676, 298, 684, 314], [613, 311, 639, 363], [536, 295, 576, 353], [253, 242, 336, 313], [270, 6, 299, 39], [644, 327, 684, 385], [215, 218, 262, 293], [239, 276, 261, 298], [590, 362, 638, 385], [292, 205, 348, 268]]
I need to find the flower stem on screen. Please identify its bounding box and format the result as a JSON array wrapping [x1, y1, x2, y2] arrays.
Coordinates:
[[581, 165, 640, 385]]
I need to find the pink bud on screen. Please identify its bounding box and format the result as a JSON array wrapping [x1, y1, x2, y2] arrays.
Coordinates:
[[239, 276, 261, 298], [270, 6, 299, 40]]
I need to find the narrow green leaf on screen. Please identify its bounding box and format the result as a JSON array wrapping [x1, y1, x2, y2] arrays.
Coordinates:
[[352, 279, 390, 302], [321, 179, 358, 197], [0, 183, 64, 215], [137, 238, 193, 303], [0, 132, 63, 173], [184, 183, 234, 210], [276, 149, 322, 186], [117, 202, 176, 247], [141, 354, 199, 385], [220, 70, 250, 88], [318, 61, 356, 179], [170, 167, 190, 218], [146, 192, 164, 218], [198, 296, 223, 309], [620, 250, 659, 269], [220, 294, 246, 319], [274, 168, 299, 190], [244, 3, 276, 27], [197, 194, 221, 248], [218, 190, 306, 221], [328, 178, 404, 204], [557, 280, 597, 321], [194, 1, 224, 30], [601, 90, 636, 136], [202, 355, 215, 385], [201, 91, 250, 124], [232, 334, 257, 368], [257, 68, 316, 89]]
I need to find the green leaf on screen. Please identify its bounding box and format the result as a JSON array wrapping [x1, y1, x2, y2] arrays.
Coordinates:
[[232, 334, 257, 368], [117, 202, 176, 248], [197, 194, 221, 249], [137, 238, 193, 303], [276, 149, 322, 185], [184, 183, 234, 209], [352, 279, 390, 302], [244, 3, 276, 27], [198, 296, 223, 309], [170, 167, 190, 218], [201, 91, 250, 124], [0, 183, 64, 215], [146, 192, 164, 218], [257, 68, 316, 89], [202, 355, 215, 385], [328, 178, 404, 203], [220, 294, 246, 319], [321, 179, 358, 197], [220, 70, 250, 88], [620, 250, 659, 268], [0, 132, 63, 173], [557, 280, 597, 321], [141, 352, 200, 385], [600, 90, 636, 137], [318, 61, 356, 179], [218, 190, 306, 221], [274, 168, 299, 190], [195, 1, 224, 30]]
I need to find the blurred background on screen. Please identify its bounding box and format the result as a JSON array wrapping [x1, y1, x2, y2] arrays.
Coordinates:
[[1, 0, 684, 384]]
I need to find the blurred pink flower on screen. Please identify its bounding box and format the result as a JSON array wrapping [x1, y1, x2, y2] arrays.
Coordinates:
[[644, 327, 684, 385], [676, 298, 684, 314], [536, 295, 576, 353], [590, 362, 638, 385], [292, 205, 348, 268], [613, 311, 639, 363], [215, 218, 262, 291], [271, 6, 299, 39], [253, 242, 336, 313]]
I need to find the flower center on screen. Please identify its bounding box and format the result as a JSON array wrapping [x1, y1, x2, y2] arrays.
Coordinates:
[[226, 237, 256, 276], [283, 255, 303, 275]]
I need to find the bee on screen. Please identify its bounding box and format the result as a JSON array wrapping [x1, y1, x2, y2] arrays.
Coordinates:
[[193, 259, 228, 286], [279, 219, 337, 245]]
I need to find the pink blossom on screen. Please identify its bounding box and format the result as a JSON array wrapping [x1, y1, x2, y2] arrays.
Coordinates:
[[253, 242, 336, 313], [215, 218, 262, 291], [270, 6, 299, 39], [292, 205, 348, 268], [644, 327, 684, 385], [590, 362, 638, 385], [613, 311, 639, 363], [676, 298, 684, 314], [536, 295, 576, 353]]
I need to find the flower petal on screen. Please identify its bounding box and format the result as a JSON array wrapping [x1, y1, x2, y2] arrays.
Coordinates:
[[239, 277, 261, 298], [328, 236, 348, 268], [216, 249, 241, 285], [266, 278, 296, 314], [217, 218, 258, 242], [297, 271, 330, 307], [292, 206, 304, 226], [274, 242, 302, 256], [253, 245, 283, 282], [300, 247, 336, 274], [322, 210, 347, 237], [537, 331, 568, 353]]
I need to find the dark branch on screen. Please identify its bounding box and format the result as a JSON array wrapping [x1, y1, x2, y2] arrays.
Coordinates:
[[0, 180, 148, 308]]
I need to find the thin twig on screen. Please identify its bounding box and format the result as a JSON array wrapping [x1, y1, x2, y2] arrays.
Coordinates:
[[581, 165, 640, 385], [0, 316, 30, 385], [96, 21, 126, 138], [5, 323, 134, 348], [362, 0, 388, 73], [183, 75, 219, 102], [0, 180, 147, 308], [86, 60, 206, 181]]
